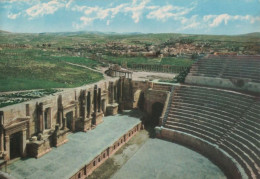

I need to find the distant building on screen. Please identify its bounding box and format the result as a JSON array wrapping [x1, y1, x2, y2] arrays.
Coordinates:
[[105, 64, 133, 78]]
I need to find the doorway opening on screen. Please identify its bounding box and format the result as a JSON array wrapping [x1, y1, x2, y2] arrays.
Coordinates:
[[10, 131, 21, 160], [151, 102, 164, 126], [66, 111, 73, 131]]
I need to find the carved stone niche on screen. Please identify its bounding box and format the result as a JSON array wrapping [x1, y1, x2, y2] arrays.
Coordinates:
[[106, 81, 119, 116], [63, 101, 78, 132], [1, 116, 30, 161], [37, 101, 53, 134]]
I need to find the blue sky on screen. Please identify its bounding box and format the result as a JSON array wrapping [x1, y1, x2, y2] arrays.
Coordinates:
[[0, 0, 259, 34]]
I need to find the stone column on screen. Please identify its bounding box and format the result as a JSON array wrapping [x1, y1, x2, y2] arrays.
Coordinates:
[[0, 112, 4, 153], [59, 111, 63, 128], [114, 85, 117, 102], [81, 92, 86, 119], [109, 82, 114, 104], [21, 129, 27, 157], [72, 110, 76, 132], [63, 116, 67, 129], [26, 104, 30, 116], [5, 135, 9, 160], [94, 85, 97, 113], [38, 103, 44, 133], [98, 88, 101, 112], [87, 92, 91, 118]]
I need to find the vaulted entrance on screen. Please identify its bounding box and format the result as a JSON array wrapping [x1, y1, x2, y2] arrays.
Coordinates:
[[151, 102, 164, 126], [66, 112, 73, 131]]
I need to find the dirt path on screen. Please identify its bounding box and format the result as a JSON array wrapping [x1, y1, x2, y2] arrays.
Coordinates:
[[65, 62, 102, 73]]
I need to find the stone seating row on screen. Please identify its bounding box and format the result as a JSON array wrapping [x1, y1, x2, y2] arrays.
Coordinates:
[[164, 85, 260, 179], [189, 58, 260, 83]]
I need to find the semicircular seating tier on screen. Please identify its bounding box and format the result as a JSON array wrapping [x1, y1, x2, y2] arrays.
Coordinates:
[[163, 85, 260, 179], [185, 55, 260, 93]]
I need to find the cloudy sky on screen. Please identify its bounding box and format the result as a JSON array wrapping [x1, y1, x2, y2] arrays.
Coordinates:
[[0, 0, 259, 34]]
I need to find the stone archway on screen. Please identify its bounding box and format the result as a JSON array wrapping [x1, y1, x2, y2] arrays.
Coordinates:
[[137, 91, 145, 111], [9, 131, 21, 160], [151, 102, 164, 126], [66, 112, 73, 131]]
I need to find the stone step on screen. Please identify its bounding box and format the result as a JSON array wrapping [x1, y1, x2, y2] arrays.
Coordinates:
[[175, 86, 253, 100], [170, 103, 237, 124], [172, 97, 244, 117], [168, 107, 234, 127], [164, 124, 216, 144], [236, 126, 260, 144], [166, 121, 220, 141], [226, 135, 260, 166], [243, 118, 260, 129], [173, 91, 252, 107], [229, 133, 260, 159], [220, 143, 257, 179], [168, 113, 230, 132], [232, 129, 260, 148], [239, 121, 260, 137], [166, 118, 223, 138], [221, 139, 260, 178]]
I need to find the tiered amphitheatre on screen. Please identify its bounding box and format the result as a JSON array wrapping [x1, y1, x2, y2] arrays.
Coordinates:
[[0, 55, 259, 179], [157, 55, 260, 179]]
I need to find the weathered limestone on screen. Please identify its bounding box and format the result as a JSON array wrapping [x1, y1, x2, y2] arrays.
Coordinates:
[[106, 81, 119, 116]]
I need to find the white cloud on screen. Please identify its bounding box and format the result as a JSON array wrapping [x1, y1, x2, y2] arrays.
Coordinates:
[[72, 3, 129, 29], [124, 0, 150, 23], [180, 15, 201, 30], [204, 14, 260, 27], [0, 0, 36, 3], [7, 12, 21, 19], [146, 4, 195, 22], [26, 0, 65, 19], [65, 0, 74, 9]]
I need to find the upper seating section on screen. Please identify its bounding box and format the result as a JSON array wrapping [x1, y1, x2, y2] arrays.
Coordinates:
[[190, 56, 260, 83], [185, 55, 260, 93], [164, 85, 260, 179]]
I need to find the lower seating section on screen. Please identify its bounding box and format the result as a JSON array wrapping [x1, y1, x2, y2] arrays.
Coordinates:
[[164, 85, 260, 179]]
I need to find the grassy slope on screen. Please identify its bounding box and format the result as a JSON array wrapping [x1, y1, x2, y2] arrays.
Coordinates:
[[0, 49, 103, 92]]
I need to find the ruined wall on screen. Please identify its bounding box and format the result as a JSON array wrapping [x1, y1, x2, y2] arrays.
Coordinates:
[[185, 76, 260, 94], [0, 80, 113, 139], [144, 89, 168, 116]]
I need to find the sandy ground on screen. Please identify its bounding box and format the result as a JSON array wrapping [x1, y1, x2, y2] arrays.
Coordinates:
[[88, 129, 225, 179], [99, 67, 176, 81]]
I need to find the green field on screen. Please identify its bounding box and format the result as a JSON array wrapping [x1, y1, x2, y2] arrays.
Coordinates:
[[0, 31, 259, 92], [0, 49, 103, 92]]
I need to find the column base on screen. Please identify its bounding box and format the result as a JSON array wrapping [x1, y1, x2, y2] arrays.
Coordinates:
[[106, 103, 119, 115]]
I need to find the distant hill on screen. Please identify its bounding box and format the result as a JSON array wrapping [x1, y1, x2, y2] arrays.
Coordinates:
[[240, 32, 260, 37], [0, 30, 11, 33]]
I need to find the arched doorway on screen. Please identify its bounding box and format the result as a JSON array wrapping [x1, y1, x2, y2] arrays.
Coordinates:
[[151, 102, 164, 126], [66, 112, 73, 131], [101, 99, 106, 114], [137, 91, 145, 111], [10, 131, 21, 160]]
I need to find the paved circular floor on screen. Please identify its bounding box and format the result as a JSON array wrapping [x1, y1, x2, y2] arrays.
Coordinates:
[[111, 138, 226, 179]]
